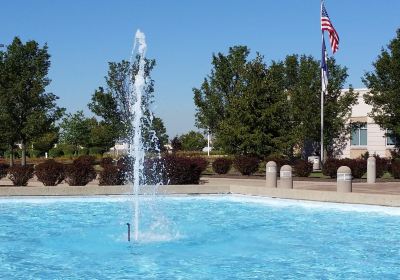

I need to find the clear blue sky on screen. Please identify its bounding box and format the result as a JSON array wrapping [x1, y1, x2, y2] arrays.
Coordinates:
[[1, 0, 399, 137]]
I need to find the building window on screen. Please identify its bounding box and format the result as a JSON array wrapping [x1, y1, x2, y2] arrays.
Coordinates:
[[351, 123, 367, 146], [386, 129, 396, 146]]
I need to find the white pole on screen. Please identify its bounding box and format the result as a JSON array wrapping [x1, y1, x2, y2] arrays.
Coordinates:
[[321, 31, 324, 164], [207, 130, 210, 156]]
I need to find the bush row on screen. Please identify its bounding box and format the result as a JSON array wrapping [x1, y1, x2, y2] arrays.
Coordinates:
[[1, 155, 399, 186], [322, 156, 392, 179], [0, 155, 209, 186]]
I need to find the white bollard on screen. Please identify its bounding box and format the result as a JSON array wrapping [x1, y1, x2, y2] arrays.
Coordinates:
[[266, 161, 277, 188], [337, 166, 352, 192], [279, 165, 293, 189], [367, 157, 376, 184]]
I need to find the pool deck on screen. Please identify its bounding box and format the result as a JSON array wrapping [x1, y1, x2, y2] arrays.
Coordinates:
[[1, 176, 400, 207]]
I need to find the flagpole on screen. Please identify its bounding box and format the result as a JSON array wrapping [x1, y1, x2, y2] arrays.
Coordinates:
[[320, 1, 324, 165]]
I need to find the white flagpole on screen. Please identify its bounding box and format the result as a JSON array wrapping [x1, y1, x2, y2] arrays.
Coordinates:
[[321, 32, 324, 164], [320, 1, 325, 165]]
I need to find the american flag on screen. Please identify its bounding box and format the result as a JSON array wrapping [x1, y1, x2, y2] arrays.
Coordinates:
[[321, 1, 339, 53], [321, 36, 329, 93]]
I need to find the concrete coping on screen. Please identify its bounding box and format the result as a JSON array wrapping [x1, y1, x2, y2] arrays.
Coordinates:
[[1, 184, 400, 207]]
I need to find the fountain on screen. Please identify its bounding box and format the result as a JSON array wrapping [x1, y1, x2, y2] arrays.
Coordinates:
[[127, 29, 163, 241]]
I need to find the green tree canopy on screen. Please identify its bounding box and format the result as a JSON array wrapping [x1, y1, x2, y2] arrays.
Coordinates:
[[179, 131, 207, 151], [59, 111, 92, 152], [0, 37, 64, 165], [363, 29, 400, 148], [88, 57, 167, 153], [193, 46, 356, 158]]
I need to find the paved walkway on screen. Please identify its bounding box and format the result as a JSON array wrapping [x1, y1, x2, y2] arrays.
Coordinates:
[[201, 177, 400, 195], [2, 176, 400, 196]]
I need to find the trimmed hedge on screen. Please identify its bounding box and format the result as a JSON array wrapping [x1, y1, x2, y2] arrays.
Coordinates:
[[8, 165, 34, 186], [390, 159, 400, 179], [322, 158, 342, 178], [35, 160, 65, 186], [293, 160, 313, 177], [99, 164, 123, 186], [233, 156, 260, 176], [0, 163, 9, 179], [375, 155, 389, 178], [212, 158, 232, 174], [100, 157, 114, 168], [164, 155, 207, 184], [343, 158, 367, 179], [64, 156, 96, 186]]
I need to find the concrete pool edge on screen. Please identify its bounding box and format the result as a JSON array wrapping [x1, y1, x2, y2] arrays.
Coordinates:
[[1, 184, 400, 207]]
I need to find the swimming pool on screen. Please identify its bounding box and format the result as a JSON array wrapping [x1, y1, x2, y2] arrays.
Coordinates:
[[1, 196, 399, 279]]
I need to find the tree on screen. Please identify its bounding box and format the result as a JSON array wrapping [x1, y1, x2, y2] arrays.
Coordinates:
[[179, 131, 207, 151], [59, 111, 92, 153], [171, 136, 182, 152], [88, 57, 168, 153], [363, 29, 400, 148], [88, 57, 156, 139], [145, 117, 169, 152], [193, 46, 357, 158], [193, 46, 290, 156], [32, 130, 59, 156], [193, 46, 249, 134], [284, 55, 357, 158], [0, 37, 64, 165]]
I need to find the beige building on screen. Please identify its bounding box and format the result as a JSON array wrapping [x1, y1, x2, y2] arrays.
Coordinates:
[[341, 88, 395, 159]]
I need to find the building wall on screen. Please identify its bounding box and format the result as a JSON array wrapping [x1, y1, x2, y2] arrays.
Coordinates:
[[340, 88, 394, 159]]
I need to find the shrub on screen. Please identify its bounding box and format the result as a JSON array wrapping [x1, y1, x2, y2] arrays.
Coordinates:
[[346, 158, 367, 179], [49, 147, 64, 158], [390, 159, 400, 179], [89, 147, 104, 156], [322, 158, 342, 178], [191, 157, 208, 172], [64, 157, 97, 186], [116, 156, 132, 184], [372, 155, 389, 178], [212, 158, 232, 174], [58, 144, 75, 157], [163, 155, 207, 184], [35, 160, 65, 186], [0, 163, 10, 179], [143, 157, 167, 185], [8, 165, 34, 186], [293, 160, 313, 177], [74, 155, 96, 166], [233, 156, 260, 176], [100, 157, 114, 168], [99, 164, 123, 186]]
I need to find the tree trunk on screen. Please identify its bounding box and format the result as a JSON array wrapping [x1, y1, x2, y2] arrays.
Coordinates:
[[21, 142, 26, 166]]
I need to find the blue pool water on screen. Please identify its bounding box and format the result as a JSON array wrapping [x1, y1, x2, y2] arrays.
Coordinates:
[[0, 196, 399, 279]]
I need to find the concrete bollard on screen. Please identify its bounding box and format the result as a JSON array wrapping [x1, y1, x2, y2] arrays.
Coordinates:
[[367, 156, 376, 184], [337, 166, 352, 192], [266, 161, 277, 188], [279, 165, 293, 189]]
